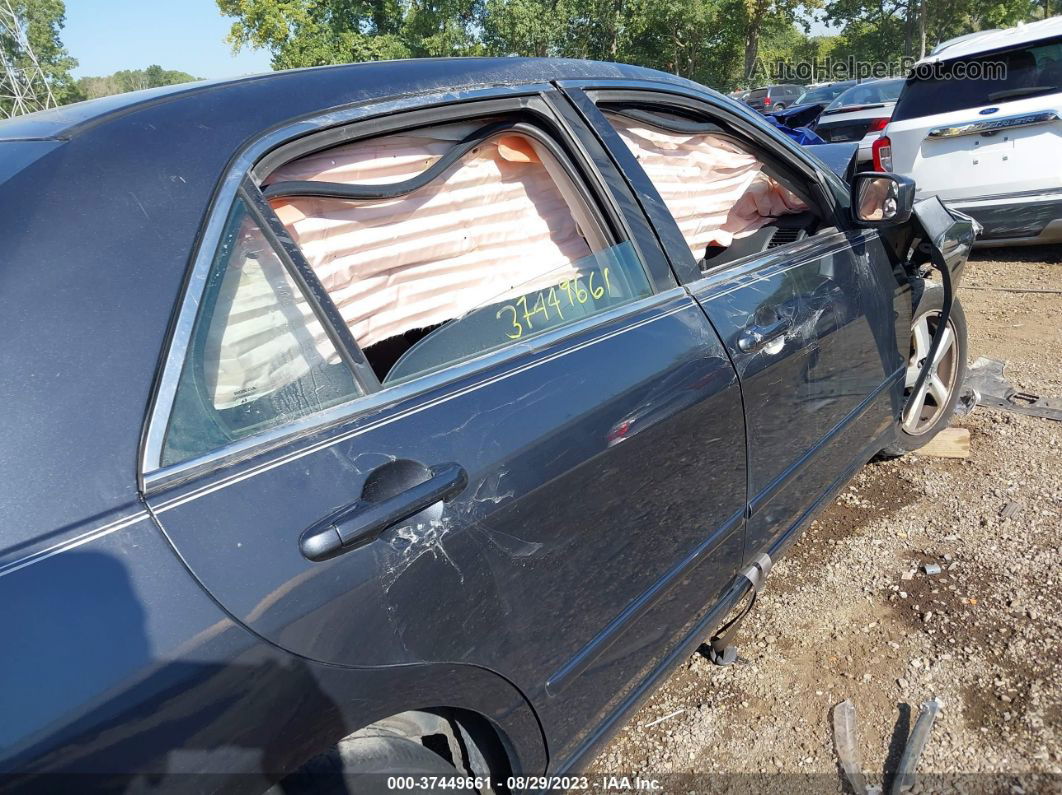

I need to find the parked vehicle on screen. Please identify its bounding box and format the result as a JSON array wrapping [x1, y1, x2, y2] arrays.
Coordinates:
[[744, 83, 804, 113], [795, 79, 859, 107], [0, 58, 974, 793], [814, 78, 904, 165], [765, 81, 860, 130], [880, 16, 1062, 245]]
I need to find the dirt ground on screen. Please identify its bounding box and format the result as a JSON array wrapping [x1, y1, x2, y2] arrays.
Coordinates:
[[586, 247, 1062, 793]]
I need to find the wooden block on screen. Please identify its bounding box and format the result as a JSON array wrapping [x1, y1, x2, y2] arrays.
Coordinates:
[[913, 427, 970, 458]]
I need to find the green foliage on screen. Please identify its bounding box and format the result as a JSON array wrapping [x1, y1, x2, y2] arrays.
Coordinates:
[[76, 65, 200, 100], [823, 0, 1039, 65], [215, 0, 487, 67], [481, 0, 558, 57], [1, 0, 79, 116], [215, 0, 1044, 94], [217, 0, 802, 90]]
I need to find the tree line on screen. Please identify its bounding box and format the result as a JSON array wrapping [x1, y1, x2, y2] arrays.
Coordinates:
[[76, 65, 199, 100], [1, 0, 1050, 119], [217, 0, 1046, 90]]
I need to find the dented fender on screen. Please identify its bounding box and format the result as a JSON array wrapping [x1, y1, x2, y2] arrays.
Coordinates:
[[911, 196, 979, 291]]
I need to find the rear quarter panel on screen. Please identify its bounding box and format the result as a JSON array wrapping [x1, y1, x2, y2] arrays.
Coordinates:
[[0, 516, 545, 790]]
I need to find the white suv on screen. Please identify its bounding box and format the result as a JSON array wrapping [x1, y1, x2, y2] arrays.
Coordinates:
[[877, 17, 1062, 246]]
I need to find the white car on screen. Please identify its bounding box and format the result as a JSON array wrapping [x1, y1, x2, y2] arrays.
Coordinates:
[[878, 16, 1062, 246], [812, 78, 904, 164]]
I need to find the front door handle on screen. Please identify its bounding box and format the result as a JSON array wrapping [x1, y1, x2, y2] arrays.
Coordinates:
[[737, 316, 792, 353], [300, 462, 468, 561]]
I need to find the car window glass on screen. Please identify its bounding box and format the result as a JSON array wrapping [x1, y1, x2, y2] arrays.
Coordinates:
[[265, 119, 650, 384], [601, 110, 812, 266], [162, 198, 363, 467], [826, 79, 904, 109], [893, 36, 1062, 121], [384, 241, 647, 384]]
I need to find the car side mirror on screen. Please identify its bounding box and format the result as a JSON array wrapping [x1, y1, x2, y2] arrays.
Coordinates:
[[851, 172, 916, 227]]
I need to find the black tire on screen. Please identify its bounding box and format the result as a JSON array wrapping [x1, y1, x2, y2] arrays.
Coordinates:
[[273, 734, 461, 795], [880, 286, 968, 457]]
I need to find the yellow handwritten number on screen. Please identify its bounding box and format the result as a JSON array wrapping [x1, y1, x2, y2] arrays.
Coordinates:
[[574, 278, 589, 303], [547, 287, 564, 319], [588, 271, 604, 300], [497, 305, 523, 340]]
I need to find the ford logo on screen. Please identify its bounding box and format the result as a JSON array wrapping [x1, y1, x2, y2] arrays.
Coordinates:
[[979, 107, 999, 115]]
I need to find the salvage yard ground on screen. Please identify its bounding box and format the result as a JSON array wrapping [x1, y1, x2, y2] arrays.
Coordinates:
[[589, 247, 1062, 791]]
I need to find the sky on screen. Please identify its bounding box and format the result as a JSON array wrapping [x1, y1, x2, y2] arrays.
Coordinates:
[[63, 0, 273, 79]]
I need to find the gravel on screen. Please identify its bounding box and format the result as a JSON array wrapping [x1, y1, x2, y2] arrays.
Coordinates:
[[585, 247, 1062, 792]]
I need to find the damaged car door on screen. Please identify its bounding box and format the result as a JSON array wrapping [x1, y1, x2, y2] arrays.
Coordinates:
[[142, 90, 748, 762], [564, 85, 910, 561]]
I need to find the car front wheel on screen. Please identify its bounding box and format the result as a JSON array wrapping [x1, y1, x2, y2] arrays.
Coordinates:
[[881, 286, 968, 456]]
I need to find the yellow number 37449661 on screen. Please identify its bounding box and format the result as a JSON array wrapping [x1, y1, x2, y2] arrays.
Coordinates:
[[495, 268, 611, 341]]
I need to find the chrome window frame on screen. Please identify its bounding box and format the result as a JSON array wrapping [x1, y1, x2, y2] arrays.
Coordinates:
[[141, 82, 670, 489]]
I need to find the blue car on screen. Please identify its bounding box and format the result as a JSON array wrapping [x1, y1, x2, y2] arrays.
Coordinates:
[[0, 58, 974, 793]]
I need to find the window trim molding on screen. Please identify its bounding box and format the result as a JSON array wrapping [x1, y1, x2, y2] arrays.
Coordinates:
[[141, 83, 666, 487]]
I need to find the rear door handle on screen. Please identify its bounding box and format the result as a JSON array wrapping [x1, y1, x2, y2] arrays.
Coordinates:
[[300, 462, 468, 561], [737, 316, 792, 353]]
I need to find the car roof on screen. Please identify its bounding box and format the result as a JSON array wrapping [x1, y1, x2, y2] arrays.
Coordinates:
[[920, 15, 1062, 62], [0, 57, 694, 142]]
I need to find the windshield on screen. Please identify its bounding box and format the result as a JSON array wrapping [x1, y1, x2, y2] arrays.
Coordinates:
[[826, 79, 904, 110], [893, 36, 1062, 121]]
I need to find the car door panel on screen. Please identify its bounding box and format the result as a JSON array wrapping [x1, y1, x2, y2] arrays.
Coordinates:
[[561, 84, 910, 562], [146, 87, 753, 763], [691, 231, 906, 555], [148, 288, 747, 758]]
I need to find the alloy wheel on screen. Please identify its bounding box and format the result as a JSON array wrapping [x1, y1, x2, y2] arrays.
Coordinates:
[[901, 309, 959, 435]]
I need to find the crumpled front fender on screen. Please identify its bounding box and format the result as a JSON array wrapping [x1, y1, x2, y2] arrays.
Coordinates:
[[912, 196, 980, 289]]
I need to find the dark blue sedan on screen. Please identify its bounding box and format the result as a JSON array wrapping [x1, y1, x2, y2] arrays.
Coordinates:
[[0, 58, 974, 793]]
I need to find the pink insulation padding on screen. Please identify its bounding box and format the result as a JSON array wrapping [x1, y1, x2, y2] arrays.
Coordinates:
[[266, 127, 594, 352], [605, 114, 806, 254]]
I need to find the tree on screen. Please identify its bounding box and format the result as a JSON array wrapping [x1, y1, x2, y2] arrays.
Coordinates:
[[216, 0, 488, 68], [0, 0, 78, 117], [76, 65, 200, 101], [824, 0, 1037, 66], [481, 0, 559, 57], [216, 0, 837, 93]]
